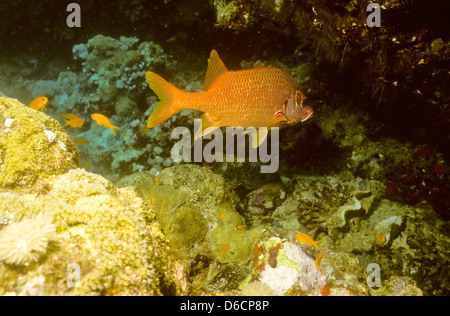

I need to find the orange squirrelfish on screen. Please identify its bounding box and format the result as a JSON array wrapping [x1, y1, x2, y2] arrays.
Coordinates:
[[145, 50, 313, 147], [294, 232, 323, 250], [91, 113, 121, 136], [28, 96, 48, 111], [63, 117, 84, 128]]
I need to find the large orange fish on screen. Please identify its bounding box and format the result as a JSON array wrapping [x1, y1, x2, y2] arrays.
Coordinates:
[[145, 50, 313, 147]]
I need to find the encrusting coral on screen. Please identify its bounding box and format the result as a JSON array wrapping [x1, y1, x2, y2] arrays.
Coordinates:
[[0, 96, 78, 190]]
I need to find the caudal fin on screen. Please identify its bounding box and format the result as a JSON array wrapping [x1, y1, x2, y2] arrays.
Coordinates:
[[146, 71, 182, 128], [111, 125, 121, 136]]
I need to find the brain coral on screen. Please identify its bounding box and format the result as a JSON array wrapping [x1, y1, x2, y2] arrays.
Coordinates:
[[0, 213, 55, 266]]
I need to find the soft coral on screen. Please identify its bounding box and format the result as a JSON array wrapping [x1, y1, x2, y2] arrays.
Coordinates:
[[386, 146, 449, 220]]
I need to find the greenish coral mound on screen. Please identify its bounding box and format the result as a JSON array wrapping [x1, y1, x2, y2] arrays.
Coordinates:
[[0, 168, 188, 296], [0, 96, 78, 189], [117, 164, 264, 293]]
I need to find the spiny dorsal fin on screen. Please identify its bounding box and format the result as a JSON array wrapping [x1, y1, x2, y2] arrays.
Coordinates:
[[204, 50, 228, 90]]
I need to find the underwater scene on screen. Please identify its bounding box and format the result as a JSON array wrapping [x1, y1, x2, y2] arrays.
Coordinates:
[[0, 0, 449, 297]]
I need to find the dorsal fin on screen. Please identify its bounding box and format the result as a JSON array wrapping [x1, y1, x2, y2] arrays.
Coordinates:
[[204, 50, 228, 90]]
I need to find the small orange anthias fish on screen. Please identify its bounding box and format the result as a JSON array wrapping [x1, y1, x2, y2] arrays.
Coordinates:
[[220, 243, 230, 255], [28, 96, 48, 111], [61, 113, 79, 120], [145, 50, 313, 147], [294, 232, 323, 250], [73, 137, 89, 144], [375, 233, 386, 244], [91, 113, 121, 136], [63, 117, 84, 128], [315, 253, 325, 274]]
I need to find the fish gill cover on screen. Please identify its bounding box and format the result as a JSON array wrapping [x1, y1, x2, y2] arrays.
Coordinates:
[[0, 0, 449, 297]]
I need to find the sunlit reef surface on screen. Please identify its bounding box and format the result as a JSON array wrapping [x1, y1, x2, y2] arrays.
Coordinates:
[[0, 0, 449, 296]]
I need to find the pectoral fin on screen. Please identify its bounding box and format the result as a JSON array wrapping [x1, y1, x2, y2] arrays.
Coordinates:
[[194, 113, 220, 140], [272, 110, 288, 125], [248, 128, 269, 149]]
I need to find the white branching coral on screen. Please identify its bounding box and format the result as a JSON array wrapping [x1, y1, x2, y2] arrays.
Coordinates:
[[0, 213, 55, 266]]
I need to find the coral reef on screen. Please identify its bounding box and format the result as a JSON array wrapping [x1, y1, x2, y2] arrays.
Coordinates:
[[243, 236, 370, 296], [0, 0, 449, 297], [0, 98, 187, 296], [117, 164, 264, 293], [20, 34, 179, 179], [0, 167, 188, 296], [385, 146, 449, 220], [0, 96, 78, 189], [0, 95, 444, 296]]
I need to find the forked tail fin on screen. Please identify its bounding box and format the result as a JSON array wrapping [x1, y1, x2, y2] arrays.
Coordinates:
[[146, 71, 183, 128]]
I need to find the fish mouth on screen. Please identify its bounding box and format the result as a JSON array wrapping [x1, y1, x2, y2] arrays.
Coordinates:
[[301, 106, 313, 122]]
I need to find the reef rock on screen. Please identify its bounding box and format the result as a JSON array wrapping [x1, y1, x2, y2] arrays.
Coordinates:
[[244, 237, 372, 296], [0, 96, 78, 190]]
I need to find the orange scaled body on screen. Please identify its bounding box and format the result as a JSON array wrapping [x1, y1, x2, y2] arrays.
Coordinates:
[[145, 50, 313, 141], [28, 96, 48, 111], [295, 232, 323, 250], [91, 113, 120, 136], [63, 117, 84, 128]]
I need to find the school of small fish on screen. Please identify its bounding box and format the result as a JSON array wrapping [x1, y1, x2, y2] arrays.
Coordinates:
[[28, 96, 120, 139]]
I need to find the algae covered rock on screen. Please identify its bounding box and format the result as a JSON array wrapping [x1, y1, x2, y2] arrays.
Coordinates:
[[246, 182, 286, 216], [0, 168, 188, 296], [0, 96, 78, 189], [370, 276, 422, 296]]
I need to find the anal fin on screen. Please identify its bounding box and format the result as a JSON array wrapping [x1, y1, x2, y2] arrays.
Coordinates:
[[194, 113, 220, 140], [247, 128, 269, 149]]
